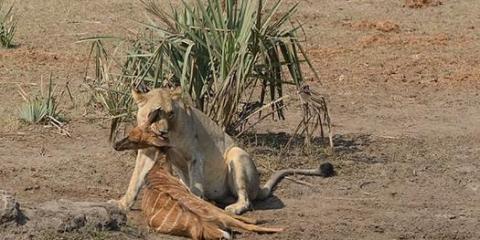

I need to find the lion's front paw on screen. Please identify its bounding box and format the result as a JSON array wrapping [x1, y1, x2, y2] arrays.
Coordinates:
[[108, 198, 129, 211], [225, 202, 250, 215]]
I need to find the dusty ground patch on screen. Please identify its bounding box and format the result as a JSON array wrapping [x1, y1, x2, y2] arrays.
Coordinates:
[[1, 0, 480, 239]]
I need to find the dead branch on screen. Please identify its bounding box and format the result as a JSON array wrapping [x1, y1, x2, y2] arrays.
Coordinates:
[[285, 176, 314, 187]]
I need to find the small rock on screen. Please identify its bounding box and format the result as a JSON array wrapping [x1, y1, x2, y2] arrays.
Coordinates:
[[0, 190, 21, 225], [24, 185, 41, 191], [372, 225, 385, 233], [0, 189, 126, 236]]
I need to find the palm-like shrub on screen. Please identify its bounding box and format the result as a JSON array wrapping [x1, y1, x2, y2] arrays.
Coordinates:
[[85, 0, 332, 147], [18, 77, 63, 124]]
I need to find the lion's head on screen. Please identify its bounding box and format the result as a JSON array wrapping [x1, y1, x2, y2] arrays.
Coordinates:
[[113, 86, 184, 151], [131, 86, 184, 141], [113, 106, 173, 151]]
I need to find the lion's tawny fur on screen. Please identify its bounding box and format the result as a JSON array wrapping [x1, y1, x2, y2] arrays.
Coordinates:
[[112, 87, 334, 215]]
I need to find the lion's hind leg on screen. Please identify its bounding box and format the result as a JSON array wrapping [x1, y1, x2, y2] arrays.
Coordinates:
[[225, 147, 260, 215]]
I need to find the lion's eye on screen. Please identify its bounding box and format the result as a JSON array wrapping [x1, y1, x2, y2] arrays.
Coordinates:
[[168, 112, 174, 119], [147, 107, 162, 123]]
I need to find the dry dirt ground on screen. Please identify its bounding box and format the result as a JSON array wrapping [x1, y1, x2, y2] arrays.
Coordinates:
[[1, 0, 480, 239]]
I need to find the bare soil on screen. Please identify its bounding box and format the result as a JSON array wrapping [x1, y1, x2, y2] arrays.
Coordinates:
[[1, 0, 480, 239]]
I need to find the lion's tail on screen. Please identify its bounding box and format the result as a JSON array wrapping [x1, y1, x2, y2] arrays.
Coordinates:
[[257, 162, 334, 200]]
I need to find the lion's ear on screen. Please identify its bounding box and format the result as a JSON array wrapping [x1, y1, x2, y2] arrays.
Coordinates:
[[132, 82, 150, 105], [132, 88, 146, 105], [169, 87, 183, 101], [170, 87, 194, 106]]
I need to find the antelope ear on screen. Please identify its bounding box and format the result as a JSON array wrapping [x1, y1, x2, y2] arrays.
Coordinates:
[[113, 136, 138, 151], [113, 127, 143, 151]]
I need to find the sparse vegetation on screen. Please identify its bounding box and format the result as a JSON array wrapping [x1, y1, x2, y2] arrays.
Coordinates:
[[17, 75, 72, 136], [84, 0, 332, 146], [18, 78, 61, 124], [84, 40, 136, 138], [0, 0, 16, 48]]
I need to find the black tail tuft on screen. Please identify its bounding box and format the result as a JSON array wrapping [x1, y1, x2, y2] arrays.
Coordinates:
[[320, 162, 335, 177]]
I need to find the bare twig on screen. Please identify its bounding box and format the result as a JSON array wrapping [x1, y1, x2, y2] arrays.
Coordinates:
[[16, 84, 30, 102], [235, 104, 287, 137], [296, 85, 334, 149], [278, 118, 305, 158], [285, 176, 314, 187], [0, 132, 27, 136], [47, 116, 71, 137], [316, 197, 378, 202], [0, 82, 37, 85]]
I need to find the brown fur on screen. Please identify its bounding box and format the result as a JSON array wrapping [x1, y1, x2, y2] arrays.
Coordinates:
[[142, 161, 283, 240]]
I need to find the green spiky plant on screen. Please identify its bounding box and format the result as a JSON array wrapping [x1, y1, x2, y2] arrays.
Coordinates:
[[0, 0, 16, 48], [18, 76, 65, 124], [84, 0, 332, 147], [84, 40, 136, 138]]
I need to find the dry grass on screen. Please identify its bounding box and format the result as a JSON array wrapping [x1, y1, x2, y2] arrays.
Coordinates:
[[0, 0, 16, 48]]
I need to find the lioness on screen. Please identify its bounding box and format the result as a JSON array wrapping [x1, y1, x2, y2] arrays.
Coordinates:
[[118, 121, 283, 239], [110, 87, 334, 214]]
